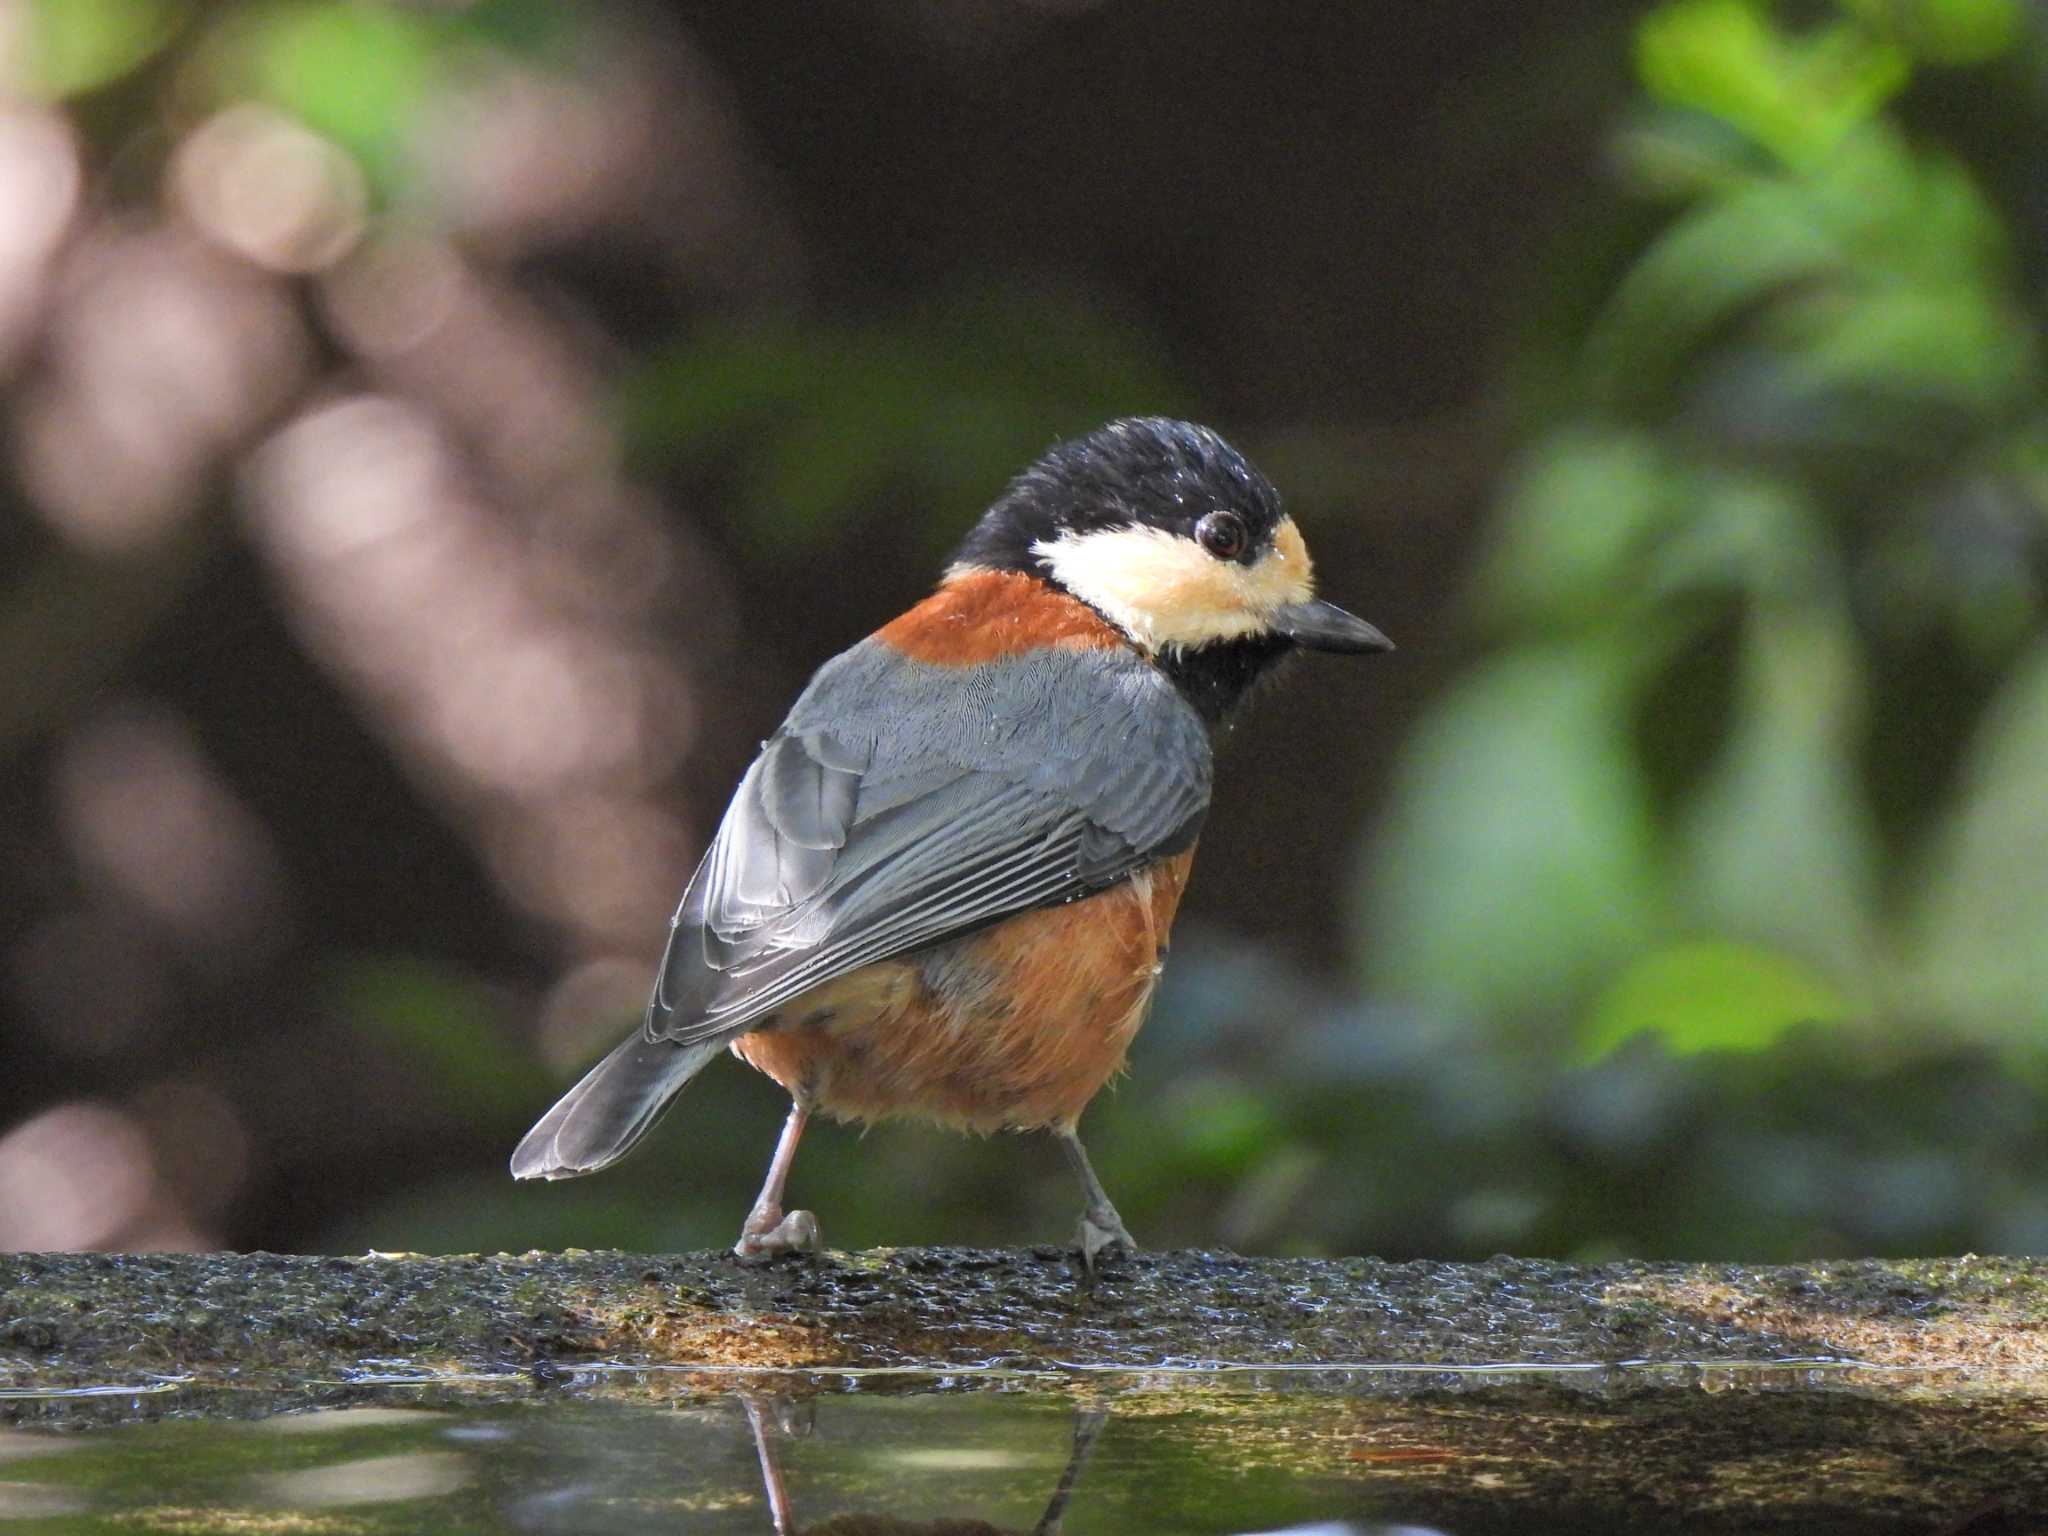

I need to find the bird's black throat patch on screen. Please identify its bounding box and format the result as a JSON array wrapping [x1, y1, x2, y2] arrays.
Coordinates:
[[1153, 633, 1298, 724]]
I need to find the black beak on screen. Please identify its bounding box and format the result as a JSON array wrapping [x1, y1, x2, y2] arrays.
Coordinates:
[[1273, 598, 1394, 654]]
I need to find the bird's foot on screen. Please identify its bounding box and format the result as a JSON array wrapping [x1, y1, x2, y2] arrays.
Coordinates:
[[733, 1206, 821, 1262], [1074, 1205, 1135, 1279]]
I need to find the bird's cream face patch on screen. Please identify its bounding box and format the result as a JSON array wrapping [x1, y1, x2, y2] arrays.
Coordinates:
[[1029, 516, 1316, 652]]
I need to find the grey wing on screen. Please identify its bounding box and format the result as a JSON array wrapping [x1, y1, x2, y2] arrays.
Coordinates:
[[645, 641, 1211, 1047]]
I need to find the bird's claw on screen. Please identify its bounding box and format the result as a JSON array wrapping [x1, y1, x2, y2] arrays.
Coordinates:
[[734, 1207, 821, 1262], [1075, 1208, 1135, 1279]]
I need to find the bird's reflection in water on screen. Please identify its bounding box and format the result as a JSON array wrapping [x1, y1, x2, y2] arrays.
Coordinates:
[[741, 1396, 1107, 1536]]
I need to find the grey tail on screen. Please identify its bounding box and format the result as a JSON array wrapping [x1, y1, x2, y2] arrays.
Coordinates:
[[510, 1032, 726, 1180]]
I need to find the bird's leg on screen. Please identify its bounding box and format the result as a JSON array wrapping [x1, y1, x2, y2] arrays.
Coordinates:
[[734, 1103, 820, 1260], [1032, 1406, 1108, 1535], [1056, 1126, 1134, 1274], [740, 1396, 795, 1536]]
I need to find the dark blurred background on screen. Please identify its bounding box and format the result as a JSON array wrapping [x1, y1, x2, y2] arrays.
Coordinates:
[[3, 0, 2046, 1262]]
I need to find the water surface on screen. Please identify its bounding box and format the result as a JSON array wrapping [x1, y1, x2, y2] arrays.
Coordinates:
[[1, 1359, 2028, 1534]]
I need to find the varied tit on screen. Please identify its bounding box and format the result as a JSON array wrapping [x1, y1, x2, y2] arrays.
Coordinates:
[[511, 417, 1391, 1268]]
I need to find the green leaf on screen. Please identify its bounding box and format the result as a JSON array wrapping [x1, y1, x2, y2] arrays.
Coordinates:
[[1477, 429, 1685, 628], [225, 2, 440, 186], [1640, 470, 1814, 596], [1586, 123, 2031, 430], [1576, 940, 1853, 1060], [1677, 585, 1881, 976], [1800, 130, 2008, 288], [1837, 0, 2026, 65], [1582, 178, 1842, 410], [1636, 0, 1911, 166], [1909, 640, 2048, 1037], [1782, 283, 2036, 420], [10, 0, 184, 99], [1360, 640, 1667, 1026]]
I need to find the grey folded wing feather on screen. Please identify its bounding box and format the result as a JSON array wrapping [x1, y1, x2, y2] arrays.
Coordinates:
[[647, 640, 1212, 1047]]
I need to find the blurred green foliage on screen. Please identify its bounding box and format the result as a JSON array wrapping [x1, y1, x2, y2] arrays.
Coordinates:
[[15, 0, 2048, 1268], [219, 4, 441, 183], [9, 0, 572, 189], [343, 928, 2048, 1262], [624, 281, 1189, 556], [10, 0, 183, 99], [1364, 0, 2048, 1067], [337, 0, 2048, 1265], [337, 957, 550, 1124]]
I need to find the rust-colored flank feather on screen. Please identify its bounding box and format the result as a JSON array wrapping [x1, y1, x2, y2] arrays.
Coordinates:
[[875, 568, 1124, 664], [734, 847, 1197, 1133]]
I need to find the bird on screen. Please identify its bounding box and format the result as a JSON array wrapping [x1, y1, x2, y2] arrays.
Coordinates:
[[510, 417, 1391, 1268]]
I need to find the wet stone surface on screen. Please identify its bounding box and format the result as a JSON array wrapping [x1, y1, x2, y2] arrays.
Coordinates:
[[0, 1253, 2039, 1384], [4, 1253, 2048, 1384], [2, 1249, 2047, 1389]]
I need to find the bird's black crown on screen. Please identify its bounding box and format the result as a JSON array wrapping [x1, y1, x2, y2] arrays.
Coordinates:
[[951, 418, 1284, 575]]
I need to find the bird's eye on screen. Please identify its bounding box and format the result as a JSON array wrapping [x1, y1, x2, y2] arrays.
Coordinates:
[[1195, 510, 1249, 561]]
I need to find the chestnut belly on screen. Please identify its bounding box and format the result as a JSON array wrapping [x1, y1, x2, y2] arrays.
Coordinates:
[[732, 849, 1195, 1133]]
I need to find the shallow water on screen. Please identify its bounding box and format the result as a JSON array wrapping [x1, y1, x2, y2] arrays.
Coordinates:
[[0, 1360, 2036, 1534]]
